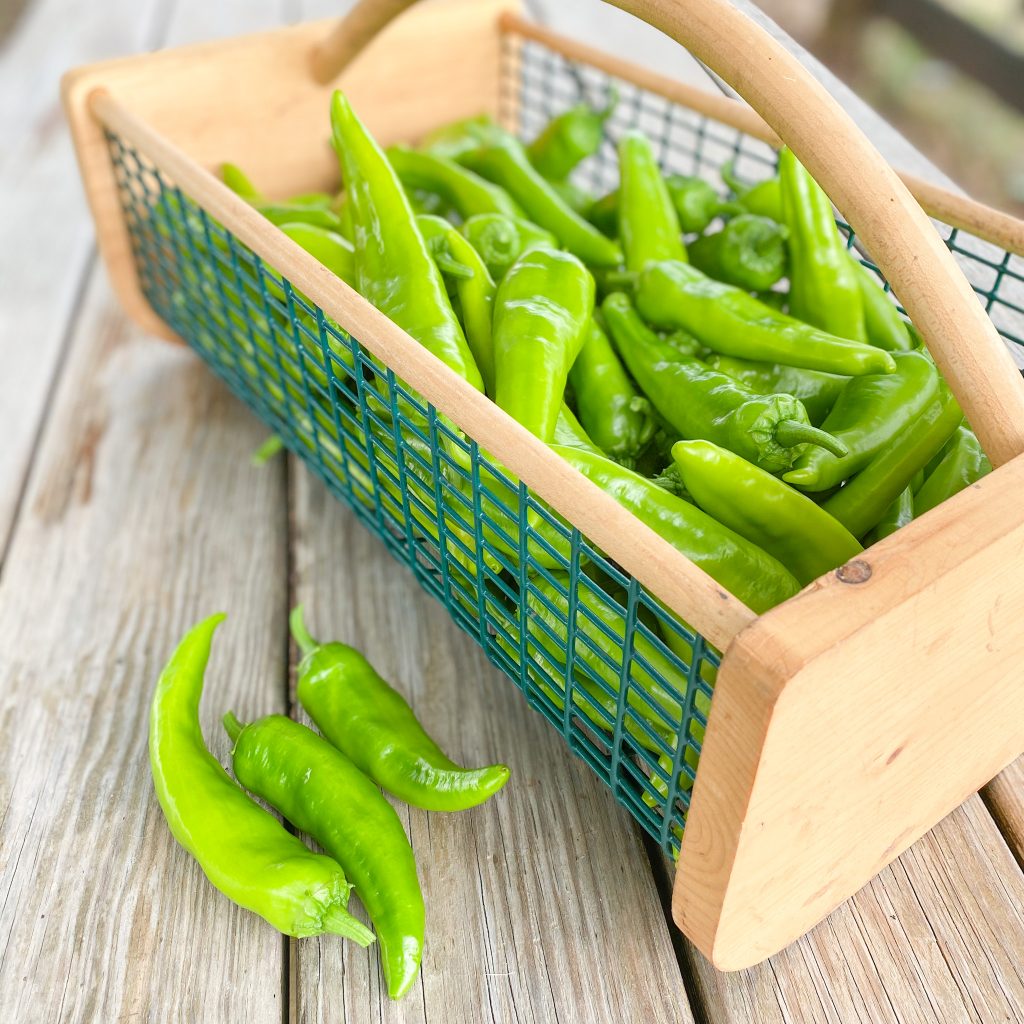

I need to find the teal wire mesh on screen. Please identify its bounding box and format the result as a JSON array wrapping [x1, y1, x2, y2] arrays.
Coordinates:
[[105, 32, 1023, 861]]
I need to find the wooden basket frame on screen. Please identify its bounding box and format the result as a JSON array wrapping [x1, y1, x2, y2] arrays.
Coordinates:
[[62, 0, 1024, 972]]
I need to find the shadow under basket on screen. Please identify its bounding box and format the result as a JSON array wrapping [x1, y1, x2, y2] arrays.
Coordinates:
[[63, 0, 1024, 972]]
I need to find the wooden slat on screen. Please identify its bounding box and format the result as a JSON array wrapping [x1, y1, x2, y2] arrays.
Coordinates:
[[0, 270, 289, 1021], [682, 798, 1024, 1023], [0, 0, 167, 552], [287, 463, 697, 1023]]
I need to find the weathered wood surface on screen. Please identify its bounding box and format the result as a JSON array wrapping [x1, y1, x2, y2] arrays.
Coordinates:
[[2, 0, 1023, 1021]]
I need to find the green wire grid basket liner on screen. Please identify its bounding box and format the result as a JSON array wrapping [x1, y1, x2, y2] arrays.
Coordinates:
[[101, 24, 1024, 865]]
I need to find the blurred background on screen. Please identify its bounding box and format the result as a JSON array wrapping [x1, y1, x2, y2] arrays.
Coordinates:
[[758, 0, 1024, 214]]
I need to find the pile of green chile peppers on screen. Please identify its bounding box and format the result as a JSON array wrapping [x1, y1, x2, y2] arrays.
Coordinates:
[[151, 610, 509, 1002], [206, 93, 1000, 883]]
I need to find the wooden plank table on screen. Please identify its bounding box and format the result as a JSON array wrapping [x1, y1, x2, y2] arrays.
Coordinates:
[[2, 0, 1022, 1020]]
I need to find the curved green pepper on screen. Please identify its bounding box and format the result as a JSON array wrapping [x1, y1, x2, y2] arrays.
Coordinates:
[[589, 175, 733, 237], [820, 384, 963, 538], [671, 440, 862, 585], [551, 445, 801, 612], [421, 113, 512, 161], [568, 317, 656, 464], [527, 94, 616, 181], [554, 402, 605, 454], [224, 713, 423, 1001], [220, 162, 265, 203], [721, 161, 783, 221], [618, 130, 686, 270], [551, 178, 596, 213], [387, 144, 523, 219], [706, 354, 847, 426], [688, 214, 788, 291], [330, 91, 484, 391], [493, 247, 595, 441], [913, 424, 991, 517], [851, 258, 915, 352], [866, 486, 915, 543], [779, 147, 866, 342], [278, 222, 355, 285], [459, 140, 623, 266], [633, 261, 896, 376], [602, 292, 847, 473], [290, 607, 509, 811], [784, 350, 940, 491], [150, 615, 373, 943], [416, 214, 497, 393], [459, 212, 557, 282]]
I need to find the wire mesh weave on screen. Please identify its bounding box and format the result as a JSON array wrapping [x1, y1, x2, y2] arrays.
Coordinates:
[[104, 29, 1024, 860]]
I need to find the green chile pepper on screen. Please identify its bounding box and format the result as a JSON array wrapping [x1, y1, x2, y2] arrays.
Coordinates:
[[459, 213, 557, 282], [224, 713, 423, 1001], [387, 144, 523, 219], [589, 175, 733, 237], [278, 222, 355, 286], [706, 354, 847, 426], [554, 403, 605, 454], [551, 445, 801, 612], [866, 486, 915, 543], [220, 162, 265, 203], [603, 292, 847, 473], [633, 260, 896, 377], [291, 607, 509, 810], [913, 425, 991, 517], [618, 130, 686, 270], [527, 94, 616, 181], [784, 350, 940, 491], [721, 161, 783, 221], [779, 147, 867, 342], [851, 258, 915, 352], [150, 615, 373, 943], [493, 247, 595, 441], [671, 440, 862, 585], [459, 140, 623, 266], [820, 384, 963, 538], [688, 214, 788, 291], [416, 214, 497, 393], [568, 317, 656, 464], [330, 91, 484, 391], [421, 113, 512, 161], [551, 178, 596, 213], [260, 204, 347, 233]]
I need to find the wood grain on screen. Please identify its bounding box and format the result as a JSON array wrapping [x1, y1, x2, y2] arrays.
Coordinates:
[[288, 462, 696, 1023], [0, 269, 289, 1022]]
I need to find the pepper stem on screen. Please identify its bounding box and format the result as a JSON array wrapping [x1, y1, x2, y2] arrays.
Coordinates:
[[776, 420, 850, 458], [289, 604, 319, 656], [322, 904, 376, 947], [222, 711, 246, 742]]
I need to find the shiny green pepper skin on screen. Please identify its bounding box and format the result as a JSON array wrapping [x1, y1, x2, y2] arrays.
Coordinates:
[[913, 424, 991, 517], [618, 130, 686, 270]]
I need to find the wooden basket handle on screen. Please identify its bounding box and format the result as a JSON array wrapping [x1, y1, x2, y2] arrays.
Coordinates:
[[311, 0, 1024, 467]]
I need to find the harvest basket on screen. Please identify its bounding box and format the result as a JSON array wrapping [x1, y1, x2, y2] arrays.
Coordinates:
[[63, 0, 1024, 970]]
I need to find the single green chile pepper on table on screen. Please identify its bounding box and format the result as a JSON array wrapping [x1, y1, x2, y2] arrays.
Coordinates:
[[459, 140, 623, 266], [618, 130, 686, 270], [224, 713, 423, 1001], [688, 214, 789, 292], [783, 350, 941, 491], [671, 440, 862, 586], [290, 607, 510, 811], [330, 91, 484, 392], [568, 317, 656, 464], [779, 147, 867, 342], [278, 222, 355, 286], [706, 353, 847, 427], [633, 260, 897, 377], [416, 214, 498, 393], [820, 384, 963, 538], [493, 246, 595, 442], [850, 258, 915, 352], [149, 615, 373, 944], [721, 161, 783, 221], [526, 93, 616, 181], [866, 486, 915, 543], [913, 424, 991, 517], [386, 144, 523, 219], [459, 213, 557, 282], [551, 444, 802, 613], [602, 292, 848, 473]]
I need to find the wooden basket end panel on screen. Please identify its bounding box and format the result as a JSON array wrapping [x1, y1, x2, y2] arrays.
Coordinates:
[[673, 451, 1024, 970]]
